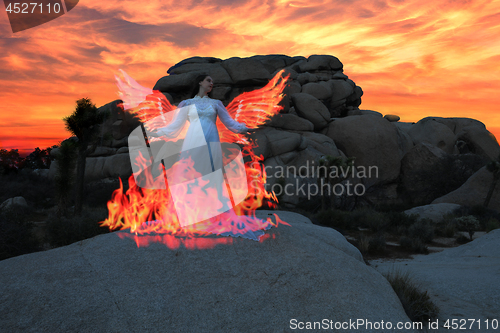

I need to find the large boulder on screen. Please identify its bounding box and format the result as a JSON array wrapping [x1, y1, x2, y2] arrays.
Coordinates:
[[321, 115, 403, 188], [455, 125, 500, 161], [249, 127, 273, 160], [290, 93, 330, 130], [264, 128, 302, 156], [404, 203, 463, 222], [432, 166, 500, 212], [301, 81, 332, 100], [400, 143, 485, 205], [168, 56, 222, 68], [426, 117, 485, 135], [153, 71, 201, 93], [0, 211, 414, 332], [407, 118, 457, 154], [422, 117, 500, 159], [329, 79, 355, 103], [400, 143, 449, 205], [0, 196, 28, 210], [250, 54, 289, 73], [299, 131, 341, 157], [48, 153, 133, 182], [297, 72, 318, 85], [266, 113, 314, 131], [280, 80, 301, 113], [87, 147, 117, 157], [92, 153, 133, 181], [394, 122, 414, 133], [346, 85, 363, 108], [298, 55, 343, 72], [167, 63, 233, 85], [395, 126, 414, 158], [221, 57, 271, 85]]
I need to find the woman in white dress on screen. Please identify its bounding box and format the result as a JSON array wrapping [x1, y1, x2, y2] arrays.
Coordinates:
[[149, 74, 256, 225]]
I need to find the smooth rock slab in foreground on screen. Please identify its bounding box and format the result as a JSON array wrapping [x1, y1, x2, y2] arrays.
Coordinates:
[[371, 229, 500, 333], [0, 211, 415, 333]]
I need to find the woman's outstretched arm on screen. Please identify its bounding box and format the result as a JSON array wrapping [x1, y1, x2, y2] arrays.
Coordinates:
[[150, 101, 189, 138], [216, 100, 256, 134]]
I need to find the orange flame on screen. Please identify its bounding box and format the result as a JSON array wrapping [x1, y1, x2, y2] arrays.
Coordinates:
[[218, 69, 291, 145], [100, 70, 291, 248]]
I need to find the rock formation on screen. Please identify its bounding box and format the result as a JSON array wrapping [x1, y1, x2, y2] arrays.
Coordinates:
[[47, 54, 500, 212]]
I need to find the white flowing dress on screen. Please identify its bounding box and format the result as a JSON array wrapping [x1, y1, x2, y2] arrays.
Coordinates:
[[157, 95, 248, 171], [156, 95, 250, 227]]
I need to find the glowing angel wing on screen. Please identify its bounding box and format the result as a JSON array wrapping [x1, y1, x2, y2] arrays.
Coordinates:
[[114, 69, 176, 132], [217, 69, 290, 145]]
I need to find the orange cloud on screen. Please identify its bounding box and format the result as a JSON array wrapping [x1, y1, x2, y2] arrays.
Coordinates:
[[1, 0, 499, 157]]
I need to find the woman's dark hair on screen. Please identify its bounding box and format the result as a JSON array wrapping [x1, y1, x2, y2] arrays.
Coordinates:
[[190, 74, 211, 98]]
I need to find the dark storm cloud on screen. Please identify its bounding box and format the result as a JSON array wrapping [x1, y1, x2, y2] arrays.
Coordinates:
[[67, 5, 215, 48], [283, 6, 326, 21], [208, 0, 254, 7], [356, 9, 376, 18], [0, 36, 30, 49], [373, 0, 390, 10], [86, 16, 215, 48], [72, 44, 111, 60]]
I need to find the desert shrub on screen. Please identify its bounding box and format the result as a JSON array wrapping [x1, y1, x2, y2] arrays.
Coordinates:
[[395, 225, 407, 236], [387, 211, 419, 228], [407, 218, 434, 243], [486, 218, 500, 232], [441, 221, 457, 238], [349, 207, 374, 228], [350, 208, 390, 232], [45, 205, 110, 247], [399, 236, 428, 254], [366, 213, 391, 232], [453, 205, 500, 230], [53, 139, 78, 217], [368, 234, 386, 254], [354, 233, 386, 255], [373, 200, 415, 213], [455, 215, 480, 241], [434, 214, 457, 238], [384, 269, 439, 323], [357, 234, 370, 254], [399, 236, 412, 249], [313, 208, 352, 230], [0, 204, 41, 260]]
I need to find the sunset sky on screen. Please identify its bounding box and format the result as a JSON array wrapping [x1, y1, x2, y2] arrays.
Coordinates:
[[1, 0, 499, 156]]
